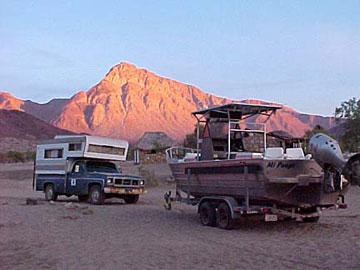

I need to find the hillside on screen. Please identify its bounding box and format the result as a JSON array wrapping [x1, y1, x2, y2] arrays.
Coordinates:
[[0, 109, 75, 152], [0, 62, 337, 142]]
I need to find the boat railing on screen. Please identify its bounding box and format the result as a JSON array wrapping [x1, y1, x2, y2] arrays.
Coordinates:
[[165, 147, 199, 163]]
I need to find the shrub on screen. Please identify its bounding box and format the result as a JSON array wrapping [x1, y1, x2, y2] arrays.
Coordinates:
[[6, 151, 26, 163], [137, 166, 158, 187]]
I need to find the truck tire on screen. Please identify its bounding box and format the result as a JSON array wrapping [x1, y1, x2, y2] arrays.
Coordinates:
[[78, 195, 89, 202], [89, 185, 105, 205], [217, 202, 234, 230], [199, 202, 216, 227], [44, 184, 58, 201], [124, 195, 139, 204]]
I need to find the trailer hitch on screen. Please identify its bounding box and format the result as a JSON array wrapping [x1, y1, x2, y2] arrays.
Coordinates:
[[164, 191, 172, 210]]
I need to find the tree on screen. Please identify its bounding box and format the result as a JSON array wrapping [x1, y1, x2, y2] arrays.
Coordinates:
[[335, 97, 360, 152], [303, 125, 330, 153], [183, 124, 204, 149]]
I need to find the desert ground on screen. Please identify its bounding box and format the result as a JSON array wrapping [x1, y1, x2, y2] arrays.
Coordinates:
[[1, 162, 360, 270]]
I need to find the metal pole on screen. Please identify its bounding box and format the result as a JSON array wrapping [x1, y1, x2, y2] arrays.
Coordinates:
[[187, 168, 191, 201], [196, 120, 200, 161], [245, 166, 249, 211], [264, 124, 267, 151], [227, 110, 231, 159]]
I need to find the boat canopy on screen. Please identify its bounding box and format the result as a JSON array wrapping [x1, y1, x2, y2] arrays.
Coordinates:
[[192, 103, 282, 120]]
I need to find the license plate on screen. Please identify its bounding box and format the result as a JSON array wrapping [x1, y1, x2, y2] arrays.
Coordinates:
[[265, 214, 278, 222], [125, 188, 133, 193]]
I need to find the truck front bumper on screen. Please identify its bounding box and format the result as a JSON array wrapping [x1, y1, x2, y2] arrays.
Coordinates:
[[104, 187, 146, 195]]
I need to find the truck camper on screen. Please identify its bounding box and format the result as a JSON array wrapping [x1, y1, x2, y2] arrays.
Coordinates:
[[34, 135, 146, 204]]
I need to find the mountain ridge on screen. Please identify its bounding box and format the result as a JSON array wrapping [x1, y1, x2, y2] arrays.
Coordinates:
[[0, 62, 337, 142]]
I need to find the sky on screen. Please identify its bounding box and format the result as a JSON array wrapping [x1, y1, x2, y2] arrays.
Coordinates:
[[0, 0, 359, 116]]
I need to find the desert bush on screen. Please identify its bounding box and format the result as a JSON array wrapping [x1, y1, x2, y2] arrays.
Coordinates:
[[0, 150, 35, 163], [25, 150, 36, 161], [137, 166, 158, 187], [6, 151, 26, 163]]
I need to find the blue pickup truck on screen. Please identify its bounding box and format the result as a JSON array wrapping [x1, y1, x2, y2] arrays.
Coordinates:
[[34, 135, 146, 204]]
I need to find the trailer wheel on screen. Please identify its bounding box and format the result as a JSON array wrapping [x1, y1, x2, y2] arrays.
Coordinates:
[[124, 195, 139, 204], [199, 202, 216, 227], [78, 195, 89, 202], [217, 202, 234, 230], [44, 184, 58, 201], [302, 216, 320, 223], [89, 185, 105, 205]]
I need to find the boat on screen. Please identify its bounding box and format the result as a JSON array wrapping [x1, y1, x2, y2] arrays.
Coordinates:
[[166, 103, 360, 211]]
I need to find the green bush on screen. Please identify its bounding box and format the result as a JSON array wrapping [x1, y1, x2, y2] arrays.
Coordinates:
[[0, 150, 36, 163], [6, 151, 26, 163], [137, 166, 158, 187]]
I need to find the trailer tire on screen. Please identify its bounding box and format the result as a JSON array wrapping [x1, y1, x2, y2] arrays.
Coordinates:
[[302, 216, 320, 223], [217, 202, 234, 230], [89, 185, 105, 205], [44, 184, 57, 201], [199, 202, 216, 227], [124, 195, 139, 204]]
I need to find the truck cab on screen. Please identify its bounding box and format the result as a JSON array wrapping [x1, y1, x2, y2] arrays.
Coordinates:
[[34, 135, 146, 204]]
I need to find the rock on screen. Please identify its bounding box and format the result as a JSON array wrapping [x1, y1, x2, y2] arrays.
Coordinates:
[[62, 215, 80, 220], [26, 198, 38, 205], [81, 209, 94, 215], [64, 202, 77, 210], [49, 200, 56, 205]]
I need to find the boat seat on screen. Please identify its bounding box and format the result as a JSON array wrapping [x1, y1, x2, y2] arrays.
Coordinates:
[[184, 153, 198, 162], [286, 148, 305, 159], [264, 147, 284, 159]]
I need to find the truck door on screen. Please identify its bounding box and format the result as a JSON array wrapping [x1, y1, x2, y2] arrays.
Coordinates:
[[67, 161, 86, 195]]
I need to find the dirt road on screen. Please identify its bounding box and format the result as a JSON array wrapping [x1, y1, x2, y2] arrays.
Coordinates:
[[0, 162, 359, 270]]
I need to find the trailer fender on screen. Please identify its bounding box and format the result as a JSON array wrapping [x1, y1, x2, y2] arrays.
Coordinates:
[[198, 196, 242, 219]]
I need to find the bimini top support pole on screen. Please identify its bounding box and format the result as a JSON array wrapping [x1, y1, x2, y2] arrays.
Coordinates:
[[227, 110, 231, 160]]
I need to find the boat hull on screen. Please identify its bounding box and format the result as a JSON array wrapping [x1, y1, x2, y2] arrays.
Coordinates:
[[168, 158, 348, 207]]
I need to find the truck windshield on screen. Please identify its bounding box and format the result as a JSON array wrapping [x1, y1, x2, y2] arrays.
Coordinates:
[[86, 161, 119, 173]]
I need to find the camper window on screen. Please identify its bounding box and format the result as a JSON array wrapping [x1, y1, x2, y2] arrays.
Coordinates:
[[44, 149, 63, 159], [88, 144, 125, 156], [69, 143, 82, 151]]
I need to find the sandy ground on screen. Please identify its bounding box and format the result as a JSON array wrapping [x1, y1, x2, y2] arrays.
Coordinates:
[[1, 162, 360, 270]]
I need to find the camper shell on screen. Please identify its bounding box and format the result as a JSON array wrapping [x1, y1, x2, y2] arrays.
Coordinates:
[[34, 135, 146, 204]]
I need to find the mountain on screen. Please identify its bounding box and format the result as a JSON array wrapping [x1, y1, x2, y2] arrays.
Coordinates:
[[0, 109, 76, 152], [0, 62, 338, 142], [0, 92, 68, 122]]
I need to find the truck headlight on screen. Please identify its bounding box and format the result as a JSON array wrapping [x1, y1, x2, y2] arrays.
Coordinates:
[[140, 180, 145, 186], [107, 178, 113, 184]]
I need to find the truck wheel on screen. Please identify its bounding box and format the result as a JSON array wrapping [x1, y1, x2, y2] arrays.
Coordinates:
[[44, 184, 58, 201], [89, 185, 105, 205], [199, 202, 216, 227], [124, 195, 139, 204], [78, 195, 89, 202], [217, 202, 234, 230]]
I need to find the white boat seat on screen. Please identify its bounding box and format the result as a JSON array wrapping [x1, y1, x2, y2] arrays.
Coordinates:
[[264, 147, 284, 159], [286, 148, 305, 159], [184, 153, 198, 162]]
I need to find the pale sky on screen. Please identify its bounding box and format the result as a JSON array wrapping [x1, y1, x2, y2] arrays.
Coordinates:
[[1, 0, 359, 116]]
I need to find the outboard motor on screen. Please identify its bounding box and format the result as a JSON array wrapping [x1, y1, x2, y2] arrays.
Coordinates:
[[309, 133, 360, 190]]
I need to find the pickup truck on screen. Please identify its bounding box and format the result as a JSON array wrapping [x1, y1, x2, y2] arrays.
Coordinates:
[[34, 135, 146, 204]]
